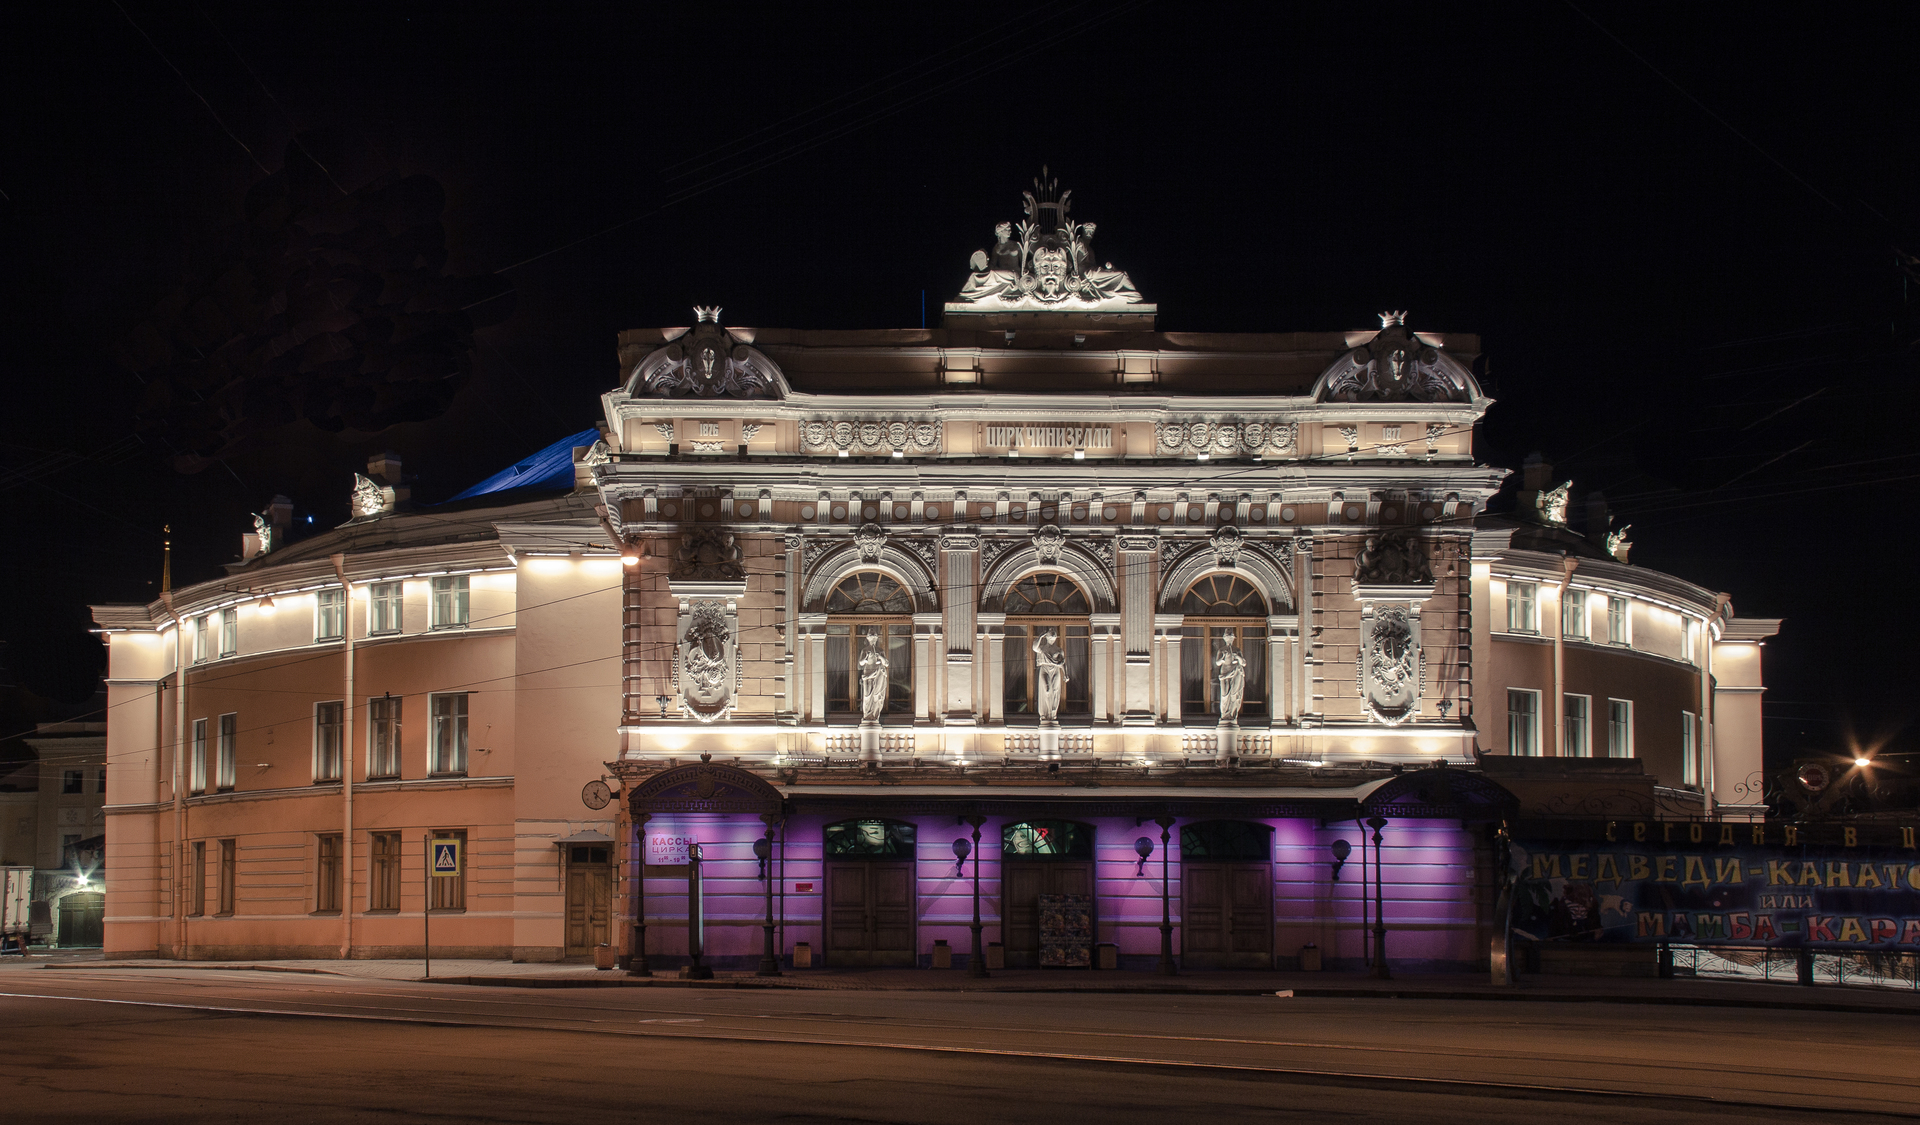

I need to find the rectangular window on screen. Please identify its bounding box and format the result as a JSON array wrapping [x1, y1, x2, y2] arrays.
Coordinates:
[[314, 702, 344, 782], [62, 769, 85, 795], [1507, 689, 1540, 756], [96, 766, 107, 793], [216, 713, 237, 790], [430, 576, 469, 628], [190, 841, 207, 916], [1563, 589, 1588, 639], [370, 832, 401, 911], [220, 607, 238, 657], [430, 693, 468, 775], [1683, 618, 1697, 665], [317, 834, 343, 913], [429, 830, 467, 912], [369, 581, 403, 634], [1506, 581, 1537, 633], [1608, 699, 1633, 758], [60, 831, 84, 869], [1607, 596, 1629, 645], [217, 839, 236, 914], [1564, 694, 1591, 758], [316, 588, 346, 641], [194, 614, 211, 664], [368, 695, 402, 779], [1681, 710, 1699, 786], [190, 718, 208, 794]]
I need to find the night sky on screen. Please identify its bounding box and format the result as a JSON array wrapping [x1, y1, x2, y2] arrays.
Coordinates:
[[4, 4, 1916, 773]]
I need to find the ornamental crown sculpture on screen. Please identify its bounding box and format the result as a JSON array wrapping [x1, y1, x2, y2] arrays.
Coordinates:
[[948, 168, 1151, 313]]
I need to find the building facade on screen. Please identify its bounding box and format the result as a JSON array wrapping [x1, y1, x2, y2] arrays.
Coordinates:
[[92, 181, 1777, 967]]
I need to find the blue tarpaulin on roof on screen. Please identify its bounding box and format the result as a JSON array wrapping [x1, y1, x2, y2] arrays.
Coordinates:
[[445, 427, 599, 502]]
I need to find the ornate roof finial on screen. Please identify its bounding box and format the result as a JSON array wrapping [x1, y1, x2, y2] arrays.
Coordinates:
[[161, 523, 172, 594], [1379, 310, 1408, 328], [693, 306, 722, 323]]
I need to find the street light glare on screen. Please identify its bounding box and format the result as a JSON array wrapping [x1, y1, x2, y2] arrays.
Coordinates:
[[1854, 757, 1871, 767]]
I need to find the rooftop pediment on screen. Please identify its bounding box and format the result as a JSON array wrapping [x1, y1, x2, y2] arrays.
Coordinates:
[[944, 170, 1156, 327], [1313, 314, 1480, 404], [622, 308, 790, 400]]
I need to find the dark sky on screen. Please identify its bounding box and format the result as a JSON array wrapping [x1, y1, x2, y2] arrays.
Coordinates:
[[3, 3, 1916, 770]]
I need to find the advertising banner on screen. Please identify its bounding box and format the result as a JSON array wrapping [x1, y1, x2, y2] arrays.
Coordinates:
[[1513, 821, 1920, 950]]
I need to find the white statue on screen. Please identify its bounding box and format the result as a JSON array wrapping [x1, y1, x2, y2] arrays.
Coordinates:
[[1214, 630, 1248, 725], [1033, 629, 1068, 723], [1536, 481, 1571, 526], [351, 473, 386, 518], [857, 630, 890, 722], [1606, 524, 1633, 563]]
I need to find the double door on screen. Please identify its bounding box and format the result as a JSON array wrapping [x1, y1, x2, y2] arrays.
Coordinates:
[[825, 861, 915, 966], [1181, 862, 1273, 969], [1003, 861, 1094, 968], [564, 857, 611, 957]]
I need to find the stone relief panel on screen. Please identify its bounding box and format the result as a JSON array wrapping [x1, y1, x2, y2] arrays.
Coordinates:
[[1156, 420, 1297, 456], [1357, 603, 1423, 725], [1354, 530, 1432, 587], [673, 527, 744, 581], [801, 417, 942, 455], [675, 599, 738, 723]]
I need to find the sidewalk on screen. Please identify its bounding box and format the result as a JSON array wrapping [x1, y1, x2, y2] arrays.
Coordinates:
[[13, 950, 1920, 1014]]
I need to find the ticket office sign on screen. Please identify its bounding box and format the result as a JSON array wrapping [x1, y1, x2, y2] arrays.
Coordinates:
[[644, 831, 699, 867], [1513, 839, 1920, 949]]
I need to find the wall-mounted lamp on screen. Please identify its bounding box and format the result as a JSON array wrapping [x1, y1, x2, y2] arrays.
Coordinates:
[[620, 541, 640, 567], [1072, 449, 1085, 460], [1134, 835, 1154, 876], [1331, 838, 1351, 882], [752, 835, 772, 881], [951, 836, 971, 877], [256, 593, 275, 612], [891, 450, 904, 460], [837, 449, 849, 458]]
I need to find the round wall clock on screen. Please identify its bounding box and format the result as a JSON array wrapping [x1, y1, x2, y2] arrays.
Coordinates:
[[581, 780, 612, 810]]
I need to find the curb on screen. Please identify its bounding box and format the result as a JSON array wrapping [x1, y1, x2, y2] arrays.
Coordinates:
[[38, 962, 349, 976]]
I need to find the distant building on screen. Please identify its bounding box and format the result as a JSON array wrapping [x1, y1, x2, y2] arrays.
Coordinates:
[[0, 722, 108, 947], [92, 179, 1777, 967]]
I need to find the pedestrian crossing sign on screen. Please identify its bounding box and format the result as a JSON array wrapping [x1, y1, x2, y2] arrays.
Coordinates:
[[430, 839, 462, 878]]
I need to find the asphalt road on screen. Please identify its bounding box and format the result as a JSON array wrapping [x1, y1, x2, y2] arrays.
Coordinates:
[[3, 969, 1916, 1123]]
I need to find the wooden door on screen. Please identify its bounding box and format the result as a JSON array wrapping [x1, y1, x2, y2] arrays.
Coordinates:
[[564, 862, 611, 956], [1181, 862, 1272, 969], [825, 861, 915, 966], [58, 892, 104, 948], [1002, 861, 1094, 968]]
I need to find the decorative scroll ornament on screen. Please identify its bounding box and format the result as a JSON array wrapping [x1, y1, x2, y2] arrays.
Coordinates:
[[628, 311, 781, 400], [1210, 524, 1246, 568], [949, 169, 1150, 312], [1355, 530, 1433, 587], [1337, 426, 1360, 453], [855, 522, 888, 562], [979, 538, 1011, 567], [1359, 605, 1422, 725], [672, 527, 743, 580], [739, 423, 761, 443], [1032, 523, 1066, 564], [1426, 423, 1446, 454], [1317, 321, 1471, 404], [583, 439, 613, 467], [676, 600, 736, 723], [1606, 523, 1633, 563], [351, 473, 387, 518]]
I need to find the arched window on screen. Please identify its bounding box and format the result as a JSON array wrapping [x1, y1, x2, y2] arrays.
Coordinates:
[[826, 572, 913, 718], [1180, 574, 1269, 722], [1003, 574, 1091, 720], [1179, 820, 1272, 862], [1002, 819, 1094, 858], [824, 818, 917, 857]]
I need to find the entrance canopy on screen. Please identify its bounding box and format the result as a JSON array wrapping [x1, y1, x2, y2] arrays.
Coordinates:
[[628, 761, 784, 816]]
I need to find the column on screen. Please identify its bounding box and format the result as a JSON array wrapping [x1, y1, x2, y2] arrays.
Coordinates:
[[1118, 535, 1158, 724], [940, 533, 980, 722]]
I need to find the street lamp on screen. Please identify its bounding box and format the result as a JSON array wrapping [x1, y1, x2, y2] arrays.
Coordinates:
[[753, 825, 781, 977], [1155, 816, 1176, 976], [1366, 816, 1390, 980], [1134, 835, 1153, 877], [628, 811, 652, 977], [961, 816, 988, 977]]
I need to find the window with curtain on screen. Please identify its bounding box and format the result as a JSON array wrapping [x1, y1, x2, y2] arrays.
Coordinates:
[[1508, 689, 1539, 756], [216, 713, 236, 789], [369, 696, 402, 779], [190, 718, 208, 793], [430, 694, 468, 775], [825, 572, 914, 718], [314, 702, 343, 782], [1179, 575, 1268, 722], [1002, 574, 1090, 720]]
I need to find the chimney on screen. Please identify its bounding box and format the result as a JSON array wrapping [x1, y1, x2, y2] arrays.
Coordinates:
[[267, 495, 294, 530], [368, 452, 403, 486], [1521, 452, 1551, 491], [1584, 490, 1611, 547]]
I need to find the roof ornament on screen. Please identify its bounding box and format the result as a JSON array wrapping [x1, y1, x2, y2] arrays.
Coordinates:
[[693, 306, 722, 323], [1316, 314, 1472, 404], [1535, 481, 1572, 526], [1606, 523, 1633, 563], [1379, 310, 1408, 328], [351, 473, 388, 519], [949, 169, 1149, 312]]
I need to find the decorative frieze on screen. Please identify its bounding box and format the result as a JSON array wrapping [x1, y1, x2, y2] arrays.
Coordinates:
[[1156, 420, 1297, 456], [801, 418, 942, 455]]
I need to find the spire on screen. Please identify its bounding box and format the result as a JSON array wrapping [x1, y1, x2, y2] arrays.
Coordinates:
[[161, 524, 172, 594]]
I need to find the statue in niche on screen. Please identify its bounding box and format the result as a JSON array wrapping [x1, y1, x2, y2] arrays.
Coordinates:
[[857, 629, 890, 723], [1215, 630, 1248, 725], [1033, 629, 1068, 724]]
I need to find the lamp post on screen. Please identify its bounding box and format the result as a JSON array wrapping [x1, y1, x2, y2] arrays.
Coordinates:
[[628, 811, 652, 977], [753, 823, 781, 977], [1155, 815, 1177, 976], [683, 841, 712, 980], [961, 816, 988, 977], [1366, 816, 1390, 980]]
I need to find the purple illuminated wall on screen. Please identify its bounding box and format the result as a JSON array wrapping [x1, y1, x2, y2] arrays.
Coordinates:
[[631, 814, 1487, 971]]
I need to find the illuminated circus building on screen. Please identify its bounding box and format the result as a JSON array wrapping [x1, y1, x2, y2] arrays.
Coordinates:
[[91, 178, 1779, 970]]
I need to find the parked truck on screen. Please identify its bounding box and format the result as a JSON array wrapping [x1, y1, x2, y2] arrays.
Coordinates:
[[2, 866, 30, 954]]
